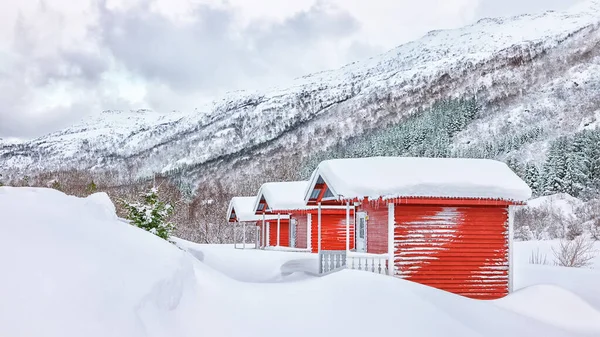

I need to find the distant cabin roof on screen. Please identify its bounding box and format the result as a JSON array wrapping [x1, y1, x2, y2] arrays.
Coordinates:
[[227, 196, 281, 222], [305, 157, 532, 202], [254, 181, 310, 212]]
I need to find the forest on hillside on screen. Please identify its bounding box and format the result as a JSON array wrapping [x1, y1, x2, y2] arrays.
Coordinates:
[[2, 98, 600, 243], [301, 98, 600, 201]]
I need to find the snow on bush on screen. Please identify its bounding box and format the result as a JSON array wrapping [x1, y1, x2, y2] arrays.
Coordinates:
[[121, 187, 175, 240], [515, 193, 600, 241]]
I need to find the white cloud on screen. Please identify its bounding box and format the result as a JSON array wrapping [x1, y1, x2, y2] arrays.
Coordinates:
[[0, 0, 584, 139]]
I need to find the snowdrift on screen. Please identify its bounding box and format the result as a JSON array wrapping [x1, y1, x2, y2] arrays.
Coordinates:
[[495, 285, 600, 333], [0, 187, 208, 337], [2, 187, 599, 337]]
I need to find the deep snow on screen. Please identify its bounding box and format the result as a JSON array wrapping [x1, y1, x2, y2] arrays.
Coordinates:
[[308, 157, 532, 201], [1, 187, 599, 337]]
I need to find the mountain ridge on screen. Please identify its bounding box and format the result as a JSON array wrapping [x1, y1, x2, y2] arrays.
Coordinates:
[[1, 1, 600, 193]]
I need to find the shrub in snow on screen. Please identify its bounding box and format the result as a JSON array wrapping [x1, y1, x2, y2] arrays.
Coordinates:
[[529, 248, 549, 265], [121, 187, 175, 240], [515, 225, 535, 241], [552, 236, 597, 268], [591, 218, 600, 241], [566, 220, 584, 241], [86, 180, 98, 194]]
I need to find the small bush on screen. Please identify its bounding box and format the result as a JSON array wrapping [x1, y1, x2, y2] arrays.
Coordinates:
[[552, 236, 597, 268], [591, 218, 600, 241], [529, 248, 549, 265], [121, 187, 175, 241]]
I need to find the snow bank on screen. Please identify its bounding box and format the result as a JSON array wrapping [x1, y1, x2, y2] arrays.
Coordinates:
[[254, 181, 309, 211], [526, 193, 583, 218], [515, 240, 600, 310], [178, 239, 600, 337], [0, 187, 207, 337], [495, 285, 600, 333], [175, 241, 315, 282], [2, 187, 598, 337], [308, 157, 532, 202]]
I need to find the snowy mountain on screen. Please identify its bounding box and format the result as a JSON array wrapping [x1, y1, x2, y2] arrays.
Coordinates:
[[2, 1, 600, 191]]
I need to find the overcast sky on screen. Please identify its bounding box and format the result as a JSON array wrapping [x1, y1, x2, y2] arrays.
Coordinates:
[[0, 0, 584, 139]]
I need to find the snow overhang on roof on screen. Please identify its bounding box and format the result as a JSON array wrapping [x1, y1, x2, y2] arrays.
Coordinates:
[[227, 196, 280, 223], [304, 157, 533, 203], [253, 181, 310, 213]]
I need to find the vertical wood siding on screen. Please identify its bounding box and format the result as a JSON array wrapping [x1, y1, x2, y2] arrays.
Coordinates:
[[360, 201, 389, 254], [310, 213, 355, 253], [267, 219, 290, 247], [279, 219, 290, 247], [394, 205, 509, 300], [296, 215, 308, 249], [267, 221, 275, 247]]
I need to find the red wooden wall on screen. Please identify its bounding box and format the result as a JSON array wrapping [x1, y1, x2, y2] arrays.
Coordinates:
[[393, 205, 509, 300], [279, 219, 290, 247], [295, 214, 308, 249], [266, 219, 290, 247], [310, 211, 355, 253]]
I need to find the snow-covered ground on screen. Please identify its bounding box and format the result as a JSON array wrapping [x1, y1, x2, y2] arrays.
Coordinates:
[[1, 187, 600, 337]]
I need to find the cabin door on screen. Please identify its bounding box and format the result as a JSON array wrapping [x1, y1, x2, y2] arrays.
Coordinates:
[[356, 212, 367, 252], [289, 218, 297, 248]]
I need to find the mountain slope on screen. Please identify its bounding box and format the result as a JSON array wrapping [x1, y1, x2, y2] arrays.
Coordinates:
[[1, 1, 600, 191]]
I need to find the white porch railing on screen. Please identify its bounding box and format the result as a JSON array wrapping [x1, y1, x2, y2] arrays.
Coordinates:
[[319, 250, 347, 274], [318, 250, 390, 275], [346, 252, 389, 275]]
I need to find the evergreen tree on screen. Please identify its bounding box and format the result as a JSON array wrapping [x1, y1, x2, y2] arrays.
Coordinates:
[[121, 187, 175, 241], [51, 180, 62, 191], [541, 136, 569, 195], [523, 163, 541, 196], [563, 137, 587, 197], [86, 180, 98, 194]]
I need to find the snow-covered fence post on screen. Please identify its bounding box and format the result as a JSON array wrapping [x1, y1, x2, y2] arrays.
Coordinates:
[[346, 201, 350, 255], [307, 213, 312, 251], [266, 222, 270, 247], [318, 202, 322, 253], [388, 202, 395, 276], [233, 221, 237, 249], [262, 213, 266, 249], [243, 223, 246, 249], [508, 205, 515, 292], [277, 213, 281, 247]]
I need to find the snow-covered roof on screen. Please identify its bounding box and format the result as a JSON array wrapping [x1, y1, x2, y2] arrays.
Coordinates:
[[227, 197, 281, 222], [305, 157, 532, 202], [253, 181, 310, 212]]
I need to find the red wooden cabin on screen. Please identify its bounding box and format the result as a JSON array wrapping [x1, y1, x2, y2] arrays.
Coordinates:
[[227, 196, 281, 249], [253, 181, 355, 252], [304, 157, 532, 300], [253, 181, 310, 249]]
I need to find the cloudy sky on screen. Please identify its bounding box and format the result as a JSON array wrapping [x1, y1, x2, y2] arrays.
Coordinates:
[[0, 0, 583, 139]]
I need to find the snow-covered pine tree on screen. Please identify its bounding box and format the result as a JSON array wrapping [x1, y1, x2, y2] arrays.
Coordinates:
[[523, 163, 541, 196], [121, 187, 175, 241], [564, 134, 587, 197], [541, 136, 569, 195]]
